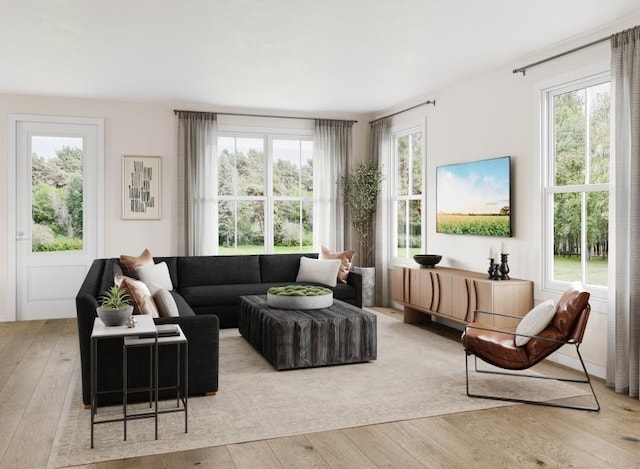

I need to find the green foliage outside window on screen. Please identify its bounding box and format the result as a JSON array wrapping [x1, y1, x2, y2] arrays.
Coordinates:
[[552, 83, 609, 286], [31, 146, 83, 252]]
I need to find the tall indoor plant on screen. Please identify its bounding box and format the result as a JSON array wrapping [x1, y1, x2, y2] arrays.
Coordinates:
[[340, 160, 383, 306]]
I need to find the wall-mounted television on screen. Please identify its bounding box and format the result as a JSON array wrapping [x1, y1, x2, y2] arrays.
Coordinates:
[[436, 155, 511, 237]]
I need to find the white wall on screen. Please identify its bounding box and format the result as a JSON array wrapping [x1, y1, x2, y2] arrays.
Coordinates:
[[0, 95, 368, 319], [381, 16, 640, 377]]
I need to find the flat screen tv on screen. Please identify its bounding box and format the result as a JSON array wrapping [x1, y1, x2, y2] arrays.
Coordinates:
[[436, 155, 511, 237]]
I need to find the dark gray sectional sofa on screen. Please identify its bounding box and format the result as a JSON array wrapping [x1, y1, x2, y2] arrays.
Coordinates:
[[75, 253, 362, 406]]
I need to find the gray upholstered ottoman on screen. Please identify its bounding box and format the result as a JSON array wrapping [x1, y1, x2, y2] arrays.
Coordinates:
[[239, 295, 377, 370]]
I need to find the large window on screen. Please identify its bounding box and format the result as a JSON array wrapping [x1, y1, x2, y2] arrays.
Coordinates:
[[216, 133, 313, 254], [543, 75, 610, 295], [392, 127, 424, 260]]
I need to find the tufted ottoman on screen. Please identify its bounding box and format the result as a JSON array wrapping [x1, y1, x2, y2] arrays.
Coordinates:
[[238, 295, 377, 370]]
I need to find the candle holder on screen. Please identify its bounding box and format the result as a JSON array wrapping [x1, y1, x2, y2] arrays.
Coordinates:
[[487, 258, 494, 279], [499, 253, 510, 280], [488, 259, 502, 280]]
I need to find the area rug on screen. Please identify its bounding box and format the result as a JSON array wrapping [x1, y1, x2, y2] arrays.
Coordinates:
[[49, 311, 586, 467]]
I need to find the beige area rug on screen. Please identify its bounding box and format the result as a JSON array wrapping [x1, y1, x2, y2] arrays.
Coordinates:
[[49, 311, 586, 468]]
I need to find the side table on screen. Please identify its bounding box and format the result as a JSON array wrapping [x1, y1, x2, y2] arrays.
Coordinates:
[[90, 315, 157, 448], [123, 324, 188, 441]]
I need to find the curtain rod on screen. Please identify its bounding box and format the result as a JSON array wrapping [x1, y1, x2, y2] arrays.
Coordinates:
[[173, 109, 357, 124], [368, 99, 436, 125], [513, 34, 613, 76]]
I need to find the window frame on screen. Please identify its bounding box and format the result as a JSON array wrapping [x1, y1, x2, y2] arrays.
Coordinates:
[[390, 122, 425, 265], [215, 127, 314, 255], [541, 71, 610, 300]]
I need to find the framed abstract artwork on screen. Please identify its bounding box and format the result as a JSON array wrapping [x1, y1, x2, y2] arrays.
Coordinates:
[[121, 155, 161, 220]]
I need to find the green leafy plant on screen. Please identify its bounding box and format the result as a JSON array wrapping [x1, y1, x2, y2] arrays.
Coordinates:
[[268, 285, 331, 296], [98, 285, 131, 310], [340, 160, 384, 267]]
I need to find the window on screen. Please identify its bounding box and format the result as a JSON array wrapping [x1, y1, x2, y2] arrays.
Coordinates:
[[216, 133, 313, 254], [543, 75, 610, 295], [392, 127, 424, 260]]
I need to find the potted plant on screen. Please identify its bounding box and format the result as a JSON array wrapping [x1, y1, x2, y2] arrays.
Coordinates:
[[340, 160, 384, 306], [97, 285, 133, 326]]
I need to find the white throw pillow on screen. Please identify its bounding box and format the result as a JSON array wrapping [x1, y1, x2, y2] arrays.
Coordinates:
[[296, 257, 342, 287], [153, 288, 180, 318], [136, 262, 173, 296], [515, 299, 556, 346]]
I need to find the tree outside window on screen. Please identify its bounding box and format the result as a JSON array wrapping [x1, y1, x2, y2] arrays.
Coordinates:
[[547, 79, 609, 290], [393, 128, 423, 260], [217, 134, 313, 254]]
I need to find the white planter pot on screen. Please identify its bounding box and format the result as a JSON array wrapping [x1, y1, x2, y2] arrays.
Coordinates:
[[352, 266, 375, 307], [267, 292, 333, 310]]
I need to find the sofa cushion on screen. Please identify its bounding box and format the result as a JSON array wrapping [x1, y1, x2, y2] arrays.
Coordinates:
[[178, 255, 261, 287], [260, 253, 317, 283], [180, 283, 271, 306]]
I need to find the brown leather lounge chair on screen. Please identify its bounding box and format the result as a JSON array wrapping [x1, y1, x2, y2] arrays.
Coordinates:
[[461, 284, 600, 411]]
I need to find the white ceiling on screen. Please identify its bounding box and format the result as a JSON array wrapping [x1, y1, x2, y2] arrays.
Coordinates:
[[1, 0, 639, 115]]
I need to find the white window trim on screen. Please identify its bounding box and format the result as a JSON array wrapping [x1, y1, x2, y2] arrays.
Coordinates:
[[389, 121, 426, 266], [216, 124, 314, 255], [534, 62, 610, 307]]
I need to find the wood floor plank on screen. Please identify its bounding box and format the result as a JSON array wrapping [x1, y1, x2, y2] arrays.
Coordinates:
[[404, 415, 524, 467], [304, 429, 376, 468], [376, 418, 495, 468], [1, 319, 76, 468], [342, 425, 426, 469], [267, 434, 330, 468], [0, 320, 43, 392], [226, 440, 283, 469], [181, 445, 237, 468]]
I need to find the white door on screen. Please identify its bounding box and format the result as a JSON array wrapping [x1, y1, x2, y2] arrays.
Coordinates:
[[12, 116, 104, 321]]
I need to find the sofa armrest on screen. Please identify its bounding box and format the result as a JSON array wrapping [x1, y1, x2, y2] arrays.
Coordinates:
[[347, 270, 363, 308], [155, 314, 220, 395]]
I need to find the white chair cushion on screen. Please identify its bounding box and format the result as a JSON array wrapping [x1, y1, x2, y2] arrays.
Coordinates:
[[515, 299, 556, 346]]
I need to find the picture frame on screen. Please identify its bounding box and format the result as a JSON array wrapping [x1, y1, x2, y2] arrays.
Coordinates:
[[436, 155, 511, 237], [122, 155, 161, 220]]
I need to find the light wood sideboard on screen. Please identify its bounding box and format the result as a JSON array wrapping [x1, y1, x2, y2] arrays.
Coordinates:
[[391, 266, 533, 328]]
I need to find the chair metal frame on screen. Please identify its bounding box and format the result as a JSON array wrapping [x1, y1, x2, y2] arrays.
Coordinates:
[[464, 310, 600, 412]]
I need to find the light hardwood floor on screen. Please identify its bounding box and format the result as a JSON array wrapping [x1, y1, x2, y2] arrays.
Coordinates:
[[1, 312, 639, 468]]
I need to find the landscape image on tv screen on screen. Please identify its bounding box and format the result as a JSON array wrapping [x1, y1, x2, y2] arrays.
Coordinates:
[[436, 155, 511, 237]]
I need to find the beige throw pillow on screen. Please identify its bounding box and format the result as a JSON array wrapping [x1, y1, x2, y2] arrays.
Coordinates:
[[154, 289, 180, 318], [319, 246, 356, 283]]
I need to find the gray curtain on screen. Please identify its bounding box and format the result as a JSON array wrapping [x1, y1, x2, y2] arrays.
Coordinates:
[[608, 26, 640, 398], [371, 118, 391, 305], [313, 119, 353, 252], [176, 111, 217, 255]]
